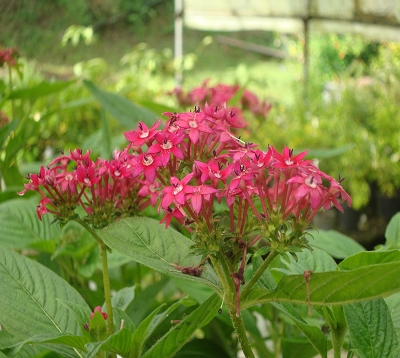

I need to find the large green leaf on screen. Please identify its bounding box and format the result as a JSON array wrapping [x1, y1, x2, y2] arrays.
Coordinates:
[[308, 230, 365, 259], [253, 257, 328, 357], [344, 299, 398, 358], [339, 250, 400, 270], [0, 247, 89, 341], [0, 197, 62, 249], [242, 260, 400, 308], [0, 330, 47, 358], [8, 80, 75, 101], [385, 292, 400, 340], [111, 286, 135, 311], [278, 247, 337, 275], [83, 80, 157, 128], [99, 217, 221, 292], [2, 333, 89, 357], [142, 294, 220, 358]]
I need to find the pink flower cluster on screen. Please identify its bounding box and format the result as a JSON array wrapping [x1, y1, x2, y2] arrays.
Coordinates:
[[170, 79, 272, 121], [0, 47, 19, 68], [20, 104, 350, 234], [18, 148, 156, 228], [148, 115, 351, 230]]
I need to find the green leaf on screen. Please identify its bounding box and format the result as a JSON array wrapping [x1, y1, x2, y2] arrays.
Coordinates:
[[57, 300, 92, 338], [112, 308, 136, 333], [111, 285, 135, 311], [0, 330, 47, 358], [271, 302, 328, 357], [83, 80, 157, 128], [130, 304, 166, 358], [8, 80, 75, 101], [0, 197, 62, 250], [308, 230, 365, 259], [242, 261, 400, 308], [344, 299, 398, 358], [278, 247, 337, 275], [142, 294, 220, 358], [253, 256, 277, 290], [0, 247, 89, 340], [303, 144, 355, 159], [1, 333, 89, 357], [385, 213, 400, 248], [255, 255, 328, 357], [99, 217, 221, 292], [253, 246, 271, 258], [89, 311, 108, 341], [339, 250, 400, 270], [85, 328, 132, 358], [171, 277, 214, 304], [282, 338, 324, 358], [385, 292, 400, 340]]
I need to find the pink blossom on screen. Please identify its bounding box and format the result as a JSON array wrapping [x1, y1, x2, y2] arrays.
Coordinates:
[[124, 120, 161, 146], [187, 185, 218, 214], [174, 110, 213, 144], [161, 173, 194, 209], [272, 146, 313, 169], [287, 173, 326, 210], [132, 153, 162, 183], [148, 132, 184, 165], [36, 197, 52, 221]]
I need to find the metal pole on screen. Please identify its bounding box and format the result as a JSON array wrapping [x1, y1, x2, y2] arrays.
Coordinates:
[[174, 0, 183, 88]]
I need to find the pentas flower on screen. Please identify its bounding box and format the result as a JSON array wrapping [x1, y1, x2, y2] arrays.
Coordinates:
[[36, 197, 54, 221], [160, 206, 185, 228], [148, 132, 184, 165], [194, 159, 231, 184], [132, 152, 162, 183], [287, 172, 326, 210], [161, 173, 194, 209], [76, 165, 100, 187], [138, 180, 161, 206], [174, 109, 213, 144], [272, 146, 313, 169], [124, 120, 161, 147], [187, 185, 218, 214]]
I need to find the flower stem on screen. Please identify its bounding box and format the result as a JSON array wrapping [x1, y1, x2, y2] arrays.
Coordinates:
[[241, 250, 279, 299], [230, 310, 255, 358], [99, 240, 115, 336], [74, 219, 115, 337]]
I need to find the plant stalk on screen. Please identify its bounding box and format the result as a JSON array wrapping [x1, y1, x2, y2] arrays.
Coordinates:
[[230, 310, 255, 358], [99, 240, 115, 336], [74, 219, 115, 338], [241, 250, 279, 299]]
